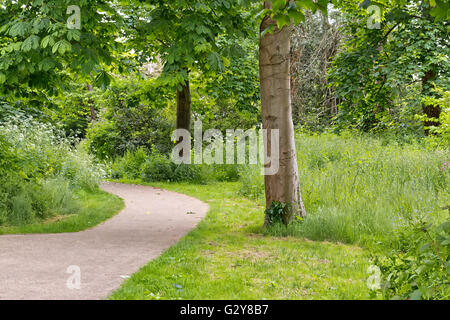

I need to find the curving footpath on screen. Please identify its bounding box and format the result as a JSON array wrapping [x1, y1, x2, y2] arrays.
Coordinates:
[[0, 182, 209, 300]]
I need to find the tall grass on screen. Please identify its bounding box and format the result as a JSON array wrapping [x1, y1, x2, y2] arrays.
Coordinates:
[[241, 132, 449, 245]]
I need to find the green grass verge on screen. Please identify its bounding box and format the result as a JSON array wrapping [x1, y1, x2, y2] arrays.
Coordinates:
[[0, 188, 124, 234], [110, 180, 373, 300]]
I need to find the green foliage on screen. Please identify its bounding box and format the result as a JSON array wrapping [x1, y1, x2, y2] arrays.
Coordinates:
[[290, 10, 342, 131], [0, 99, 49, 122], [428, 0, 450, 21], [0, 116, 104, 226], [3, 177, 81, 226], [0, 188, 124, 235], [1, 116, 104, 188], [111, 147, 149, 180], [259, 0, 329, 33], [49, 83, 103, 139], [329, 0, 449, 133], [211, 164, 241, 182], [374, 216, 450, 300], [0, 131, 18, 172], [110, 147, 243, 184], [110, 148, 211, 184], [85, 70, 261, 160], [421, 87, 450, 149], [120, 0, 255, 86], [0, 171, 82, 226], [85, 78, 175, 159], [201, 37, 261, 130], [0, 0, 122, 98], [265, 201, 287, 225]]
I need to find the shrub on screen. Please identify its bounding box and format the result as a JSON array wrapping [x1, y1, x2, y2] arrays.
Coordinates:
[[140, 152, 176, 182], [0, 133, 18, 174], [0, 116, 104, 189], [212, 164, 241, 182], [59, 145, 106, 190], [374, 215, 450, 300], [109, 148, 243, 184], [85, 78, 174, 160], [264, 202, 287, 225], [0, 116, 102, 226], [9, 192, 35, 226]]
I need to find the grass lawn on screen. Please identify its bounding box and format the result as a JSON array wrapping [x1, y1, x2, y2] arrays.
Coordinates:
[[110, 180, 373, 300], [0, 188, 124, 235]]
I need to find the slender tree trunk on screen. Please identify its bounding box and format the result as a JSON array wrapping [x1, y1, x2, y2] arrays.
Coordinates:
[[176, 79, 191, 131], [176, 77, 191, 156], [87, 84, 96, 122], [259, 3, 306, 226], [422, 70, 440, 135]]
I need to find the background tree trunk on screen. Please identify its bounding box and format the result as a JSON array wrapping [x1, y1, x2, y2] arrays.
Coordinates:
[[422, 70, 440, 135], [176, 79, 191, 131], [87, 84, 97, 122], [259, 5, 306, 226], [176, 78, 192, 157]]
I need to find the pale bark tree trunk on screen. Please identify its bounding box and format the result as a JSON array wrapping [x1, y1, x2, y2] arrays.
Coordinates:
[[259, 2, 306, 226], [176, 77, 191, 157]]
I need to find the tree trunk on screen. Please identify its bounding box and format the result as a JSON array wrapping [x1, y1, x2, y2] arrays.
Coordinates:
[[176, 78, 191, 157], [259, 4, 306, 226], [87, 84, 97, 122], [421, 70, 440, 135]]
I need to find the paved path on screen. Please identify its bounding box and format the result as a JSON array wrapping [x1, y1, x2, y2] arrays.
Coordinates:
[[0, 182, 208, 300]]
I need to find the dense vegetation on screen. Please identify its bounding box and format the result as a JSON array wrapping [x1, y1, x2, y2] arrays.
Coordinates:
[[0, 108, 127, 234], [0, 0, 448, 300]]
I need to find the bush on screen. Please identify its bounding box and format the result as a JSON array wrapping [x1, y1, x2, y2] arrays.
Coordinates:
[[0, 116, 103, 226], [111, 147, 149, 180], [0, 116, 104, 189], [85, 78, 174, 160], [212, 164, 241, 182], [140, 152, 177, 182], [110, 148, 242, 184], [374, 215, 450, 300]]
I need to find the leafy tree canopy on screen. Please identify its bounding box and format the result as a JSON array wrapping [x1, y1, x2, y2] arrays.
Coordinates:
[[118, 0, 257, 86], [0, 0, 122, 99]]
